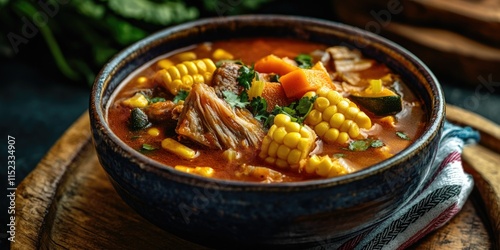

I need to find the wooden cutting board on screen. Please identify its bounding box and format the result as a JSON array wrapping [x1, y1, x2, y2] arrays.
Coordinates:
[[12, 105, 500, 249]]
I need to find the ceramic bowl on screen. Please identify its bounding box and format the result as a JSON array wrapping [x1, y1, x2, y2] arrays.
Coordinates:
[[89, 15, 444, 249]]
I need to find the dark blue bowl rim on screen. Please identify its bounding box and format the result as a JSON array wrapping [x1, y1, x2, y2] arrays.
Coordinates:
[[91, 14, 445, 190]]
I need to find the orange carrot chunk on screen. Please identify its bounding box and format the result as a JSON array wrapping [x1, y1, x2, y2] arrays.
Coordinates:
[[280, 68, 334, 99], [254, 54, 299, 76]]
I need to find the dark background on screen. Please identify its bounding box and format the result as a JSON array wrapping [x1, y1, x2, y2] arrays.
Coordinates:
[[1, 0, 499, 248]]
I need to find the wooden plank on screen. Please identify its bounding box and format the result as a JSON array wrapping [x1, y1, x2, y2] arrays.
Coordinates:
[[330, 0, 500, 86]]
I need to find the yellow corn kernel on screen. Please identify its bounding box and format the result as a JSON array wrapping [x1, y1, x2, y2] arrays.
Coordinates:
[[175, 165, 214, 178], [303, 155, 352, 177], [314, 121, 330, 137], [157, 58, 217, 95], [175, 52, 197, 62], [323, 128, 339, 143], [122, 93, 149, 108], [147, 127, 160, 137], [183, 61, 198, 74], [136, 76, 149, 86], [161, 138, 198, 160], [304, 87, 372, 144], [157, 59, 174, 69], [329, 113, 345, 129], [305, 109, 322, 126], [259, 114, 316, 169], [212, 48, 234, 60], [314, 97, 330, 112]]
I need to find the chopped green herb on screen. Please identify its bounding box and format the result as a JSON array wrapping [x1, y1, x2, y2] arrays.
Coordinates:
[[348, 139, 385, 151], [149, 97, 166, 103], [237, 65, 256, 90], [333, 153, 345, 158], [249, 96, 268, 121], [294, 54, 313, 69], [173, 90, 189, 103], [215, 59, 243, 67], [396, 131, 410, 140], [370, 140, 384, 148], [223, 90, 249, 109], [141, 143, 157, 151]]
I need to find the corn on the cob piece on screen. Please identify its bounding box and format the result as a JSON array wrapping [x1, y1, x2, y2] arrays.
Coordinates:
[[161, 138, 199, 160], [174, 165, 214, 177], [156, 58, 217, 95], [303, 155, 352, 177], [258, 114, 316, 170], [304, 87, 371, 144]]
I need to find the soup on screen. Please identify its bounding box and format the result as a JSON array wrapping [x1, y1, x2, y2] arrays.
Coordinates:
[[107, 38, 425, 183]]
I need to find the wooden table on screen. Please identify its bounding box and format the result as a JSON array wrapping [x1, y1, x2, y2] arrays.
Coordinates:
[[12, 105, 500, 249]]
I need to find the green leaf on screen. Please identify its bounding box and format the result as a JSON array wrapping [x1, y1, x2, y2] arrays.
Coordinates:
[[249, 96, 268, 121], [141, 143, 157, 151], [333, 153, 345, 158], [370, 140, 384, 148], [295, 53, 313, 69], [173, 90, 189, 103], [348, 139, 385, 151], [237, 65, 255, 90], [223, 90, 248, 109], [108, 0, 199, 25], [396, 131, 410, 140], [348, 140, 371, 151], [150, 97, 166, 103]]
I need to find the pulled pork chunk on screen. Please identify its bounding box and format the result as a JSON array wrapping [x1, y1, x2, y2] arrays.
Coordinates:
[[327, 46, 373, 72], [145, 101, 183, 123], [176, 83, 265, 150], [212, 62, 244, 98]]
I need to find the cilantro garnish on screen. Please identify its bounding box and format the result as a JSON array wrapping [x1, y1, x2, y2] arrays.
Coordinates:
[[348, 139, 384, 151], [149, 97, 166, 103], [237, 65, 256, 90], [173, 90, 189, 103], [396, 131, 411, 140], [140, 143, 157, 153], [264, 95, 317, 127], [223, 90, 249, 108], [294, 54, 313, 69]]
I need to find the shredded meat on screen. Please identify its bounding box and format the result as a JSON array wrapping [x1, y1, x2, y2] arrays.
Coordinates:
[[211, 62, 243, 98], [176, 83, 265, 150], [327, 46, 373, 72], [145, 101, 183, 123]]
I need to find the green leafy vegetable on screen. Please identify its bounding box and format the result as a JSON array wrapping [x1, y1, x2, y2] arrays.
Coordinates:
[[294, 54, 313, 69], [396, 131, 410, 140]]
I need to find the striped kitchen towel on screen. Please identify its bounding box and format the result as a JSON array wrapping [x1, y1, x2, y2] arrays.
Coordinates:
[[339, 121, 480, 250]]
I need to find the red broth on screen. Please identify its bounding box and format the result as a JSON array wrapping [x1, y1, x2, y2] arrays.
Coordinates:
[[107, 38, 425, 182]]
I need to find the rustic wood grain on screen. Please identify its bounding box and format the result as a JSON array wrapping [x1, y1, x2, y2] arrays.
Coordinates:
[[12, 105, 500, 249], [330, 0, 500, 87]]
